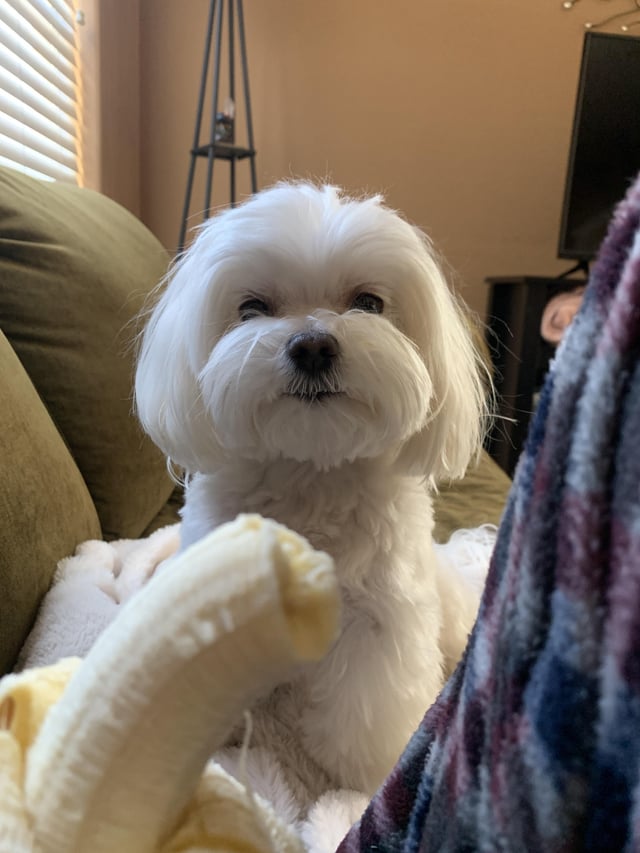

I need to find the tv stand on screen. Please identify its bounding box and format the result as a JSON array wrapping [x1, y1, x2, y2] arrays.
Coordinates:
[[484, 275, 587, 475]]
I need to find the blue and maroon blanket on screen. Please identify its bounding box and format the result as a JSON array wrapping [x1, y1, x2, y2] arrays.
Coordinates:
[[339, 173, 640, 852]]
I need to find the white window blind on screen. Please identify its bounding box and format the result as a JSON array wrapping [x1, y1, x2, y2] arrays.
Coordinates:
[[0, 0, 81, 183]]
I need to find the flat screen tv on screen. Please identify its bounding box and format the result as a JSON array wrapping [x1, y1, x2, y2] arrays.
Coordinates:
[[558, 31, 640, 266]]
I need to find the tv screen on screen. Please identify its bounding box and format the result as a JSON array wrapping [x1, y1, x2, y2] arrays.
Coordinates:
[[558, 32, 640, 264]]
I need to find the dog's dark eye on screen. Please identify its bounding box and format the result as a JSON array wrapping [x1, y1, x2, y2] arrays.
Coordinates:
[[351, 292, 384, 314], [239, 297, 270, 321]]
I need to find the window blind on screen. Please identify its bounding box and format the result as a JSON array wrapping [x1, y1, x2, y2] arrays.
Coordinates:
[[0, 0, 81, 183]]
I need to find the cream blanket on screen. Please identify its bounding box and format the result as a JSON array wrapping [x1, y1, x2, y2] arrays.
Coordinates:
[[17, 524, 181, 670], [18, 523, 496, 673]]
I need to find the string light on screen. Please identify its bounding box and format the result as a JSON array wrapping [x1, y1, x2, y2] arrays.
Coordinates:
[[562, 0, 640, 30]]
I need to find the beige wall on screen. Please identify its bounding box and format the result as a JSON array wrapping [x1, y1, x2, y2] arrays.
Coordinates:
[[81, 0, 141, 216], [107, 1, 623, 317]]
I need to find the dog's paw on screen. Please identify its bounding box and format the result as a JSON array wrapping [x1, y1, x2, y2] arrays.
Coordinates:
[[56, 540, 120, 601], [112, 523, 181, 602], [299, 789, 369, 853]]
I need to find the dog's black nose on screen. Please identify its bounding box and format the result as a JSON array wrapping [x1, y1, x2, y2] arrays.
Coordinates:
[[286, 330, 339, 375]]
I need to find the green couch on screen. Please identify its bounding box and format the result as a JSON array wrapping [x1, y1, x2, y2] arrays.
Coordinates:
[[0, 167, 181, 673], [0, 166, 511, 675]]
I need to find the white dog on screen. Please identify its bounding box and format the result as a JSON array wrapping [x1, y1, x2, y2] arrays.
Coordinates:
[[135, 182, 490, 819]]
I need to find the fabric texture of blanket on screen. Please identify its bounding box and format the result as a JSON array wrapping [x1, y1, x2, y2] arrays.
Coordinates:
[[16, 525, 181, 670], [339, 176, 640, 852]]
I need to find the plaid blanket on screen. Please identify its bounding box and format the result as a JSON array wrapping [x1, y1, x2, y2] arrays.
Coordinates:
[[339, 174, 640, 853]]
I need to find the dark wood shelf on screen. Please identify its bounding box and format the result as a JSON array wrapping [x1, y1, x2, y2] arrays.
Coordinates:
[[485, 275, 587, 475]]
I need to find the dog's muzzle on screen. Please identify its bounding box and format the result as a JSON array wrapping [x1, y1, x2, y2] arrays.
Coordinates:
[[285, 330, 342, 402], [286, 330, 339, 376]]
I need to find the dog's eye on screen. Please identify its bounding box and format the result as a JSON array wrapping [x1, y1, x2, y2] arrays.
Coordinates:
[[239, 298, 270, 321], [351, 292, 384, 314]]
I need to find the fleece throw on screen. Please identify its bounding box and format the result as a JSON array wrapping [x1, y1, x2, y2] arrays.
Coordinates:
[[17, 525, 180, 670], [339, 177, 640, 853]]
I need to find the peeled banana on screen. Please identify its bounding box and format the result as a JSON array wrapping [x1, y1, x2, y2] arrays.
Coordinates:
[[0, 514, 339, 853]]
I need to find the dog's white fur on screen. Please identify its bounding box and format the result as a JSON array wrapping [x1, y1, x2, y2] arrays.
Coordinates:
[[135, 182, 489, 804]]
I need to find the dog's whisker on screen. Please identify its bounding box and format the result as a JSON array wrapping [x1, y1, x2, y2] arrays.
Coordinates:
[[286, 363, 342, 399], [235, 329, 269, 390]]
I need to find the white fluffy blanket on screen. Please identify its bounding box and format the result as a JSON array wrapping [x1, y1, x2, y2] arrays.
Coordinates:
[[17, 524, 181, 670], [18, 523, 496, 672]]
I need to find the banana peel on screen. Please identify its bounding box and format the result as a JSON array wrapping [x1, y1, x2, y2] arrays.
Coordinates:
[[0, 515, 340, 853]]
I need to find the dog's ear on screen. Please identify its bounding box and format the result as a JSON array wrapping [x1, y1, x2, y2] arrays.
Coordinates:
[[134, 240, 224, 474], [396, 236, 490, 483]]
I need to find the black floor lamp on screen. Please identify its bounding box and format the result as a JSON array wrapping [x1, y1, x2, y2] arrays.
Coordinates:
[[178, 0, 258, 251]]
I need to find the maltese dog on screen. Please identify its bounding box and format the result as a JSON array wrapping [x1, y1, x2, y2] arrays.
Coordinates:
[[135, 182, 490, 814]]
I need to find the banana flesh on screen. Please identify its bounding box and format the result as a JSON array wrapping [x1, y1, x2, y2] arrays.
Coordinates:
[[0, 514, 339, 853]]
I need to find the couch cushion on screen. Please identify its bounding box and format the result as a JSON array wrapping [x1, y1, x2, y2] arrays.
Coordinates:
[[0, 167, 175, 540], [0, 331, 101, 672], [433, 451, 511, 543]]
